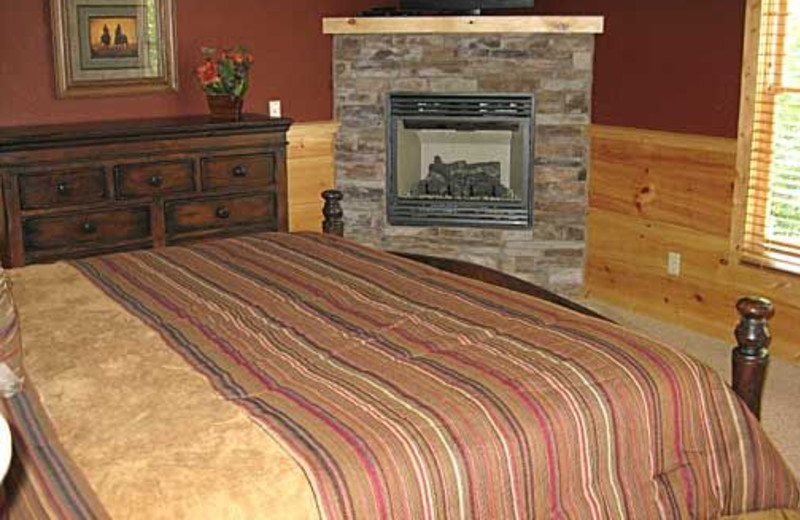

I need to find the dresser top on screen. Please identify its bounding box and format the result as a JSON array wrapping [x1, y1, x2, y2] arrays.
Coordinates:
[[0, 114, 293, 152]]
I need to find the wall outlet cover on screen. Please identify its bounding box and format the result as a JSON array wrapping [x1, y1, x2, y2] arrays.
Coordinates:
[[667, 251, 681, 276], [269, 100, 282, 118]]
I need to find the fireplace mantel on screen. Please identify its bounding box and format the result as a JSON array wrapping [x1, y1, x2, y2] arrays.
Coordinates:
[[323, 16, 604, 35]]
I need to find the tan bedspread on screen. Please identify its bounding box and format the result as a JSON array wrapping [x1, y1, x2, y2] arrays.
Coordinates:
[[9, 263, 319, 519]]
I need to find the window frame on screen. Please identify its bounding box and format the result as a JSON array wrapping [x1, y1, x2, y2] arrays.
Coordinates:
[[735, 0, 800, 276]]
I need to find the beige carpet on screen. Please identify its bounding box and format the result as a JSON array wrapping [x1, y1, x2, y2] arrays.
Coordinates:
[[579, 298, 800, 478]]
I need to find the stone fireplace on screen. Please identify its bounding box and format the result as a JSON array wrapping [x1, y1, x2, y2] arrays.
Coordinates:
[[326, 16, 603, 294]]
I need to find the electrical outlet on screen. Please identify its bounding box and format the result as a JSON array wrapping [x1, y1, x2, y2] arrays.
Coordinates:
[[667, 251, 681, 276], [268, 100, 281, 118]]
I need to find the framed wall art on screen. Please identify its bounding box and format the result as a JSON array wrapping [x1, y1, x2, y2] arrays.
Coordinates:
[[50, 0, 178, 98]]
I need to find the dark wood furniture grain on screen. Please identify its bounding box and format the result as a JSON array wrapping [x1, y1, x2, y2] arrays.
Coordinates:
[[732, 297, 773, 419], [321, 188, 774, 420], [0, 115, 292, 267]]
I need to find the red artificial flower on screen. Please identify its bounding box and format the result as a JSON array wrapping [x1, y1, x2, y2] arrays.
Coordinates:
[[196, 60, 219, 85], [230, 51, 252, 65]]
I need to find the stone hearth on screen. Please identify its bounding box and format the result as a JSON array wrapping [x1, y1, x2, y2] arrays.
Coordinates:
[[329, 19, 599, 295]]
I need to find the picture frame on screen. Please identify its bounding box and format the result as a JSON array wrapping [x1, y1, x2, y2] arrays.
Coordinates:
[[50, 0, 178, 98]]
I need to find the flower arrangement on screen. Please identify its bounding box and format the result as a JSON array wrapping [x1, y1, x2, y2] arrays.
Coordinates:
[[195, 46, 254, 99]]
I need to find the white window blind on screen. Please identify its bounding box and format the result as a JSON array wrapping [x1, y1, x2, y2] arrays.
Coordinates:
[[742, 0, 800, 273]]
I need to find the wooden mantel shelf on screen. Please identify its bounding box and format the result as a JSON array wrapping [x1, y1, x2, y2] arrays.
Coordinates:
[[323, 16, 604, 35]]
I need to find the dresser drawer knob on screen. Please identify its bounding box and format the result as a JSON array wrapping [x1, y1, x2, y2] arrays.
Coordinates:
[[215, 206, 231, 219], [56, 182, 69, 195], [232, 165, 248, 177], [81, 221, 97, 234], [149, 174, 164, 187]]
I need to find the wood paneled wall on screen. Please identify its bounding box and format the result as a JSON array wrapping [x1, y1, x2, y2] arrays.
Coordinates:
[[286, 121, 338, 232], [586, 125, 799, 363]]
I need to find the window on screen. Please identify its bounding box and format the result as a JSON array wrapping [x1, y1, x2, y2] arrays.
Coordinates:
[[739, 0, 800, 274]]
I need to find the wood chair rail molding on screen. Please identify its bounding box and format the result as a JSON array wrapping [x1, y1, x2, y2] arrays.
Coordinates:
[[589, 124, 736, 154], [320, 188, 773, 420]]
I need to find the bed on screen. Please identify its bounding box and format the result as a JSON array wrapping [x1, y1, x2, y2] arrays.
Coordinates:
[[0, 192, 798, 519]]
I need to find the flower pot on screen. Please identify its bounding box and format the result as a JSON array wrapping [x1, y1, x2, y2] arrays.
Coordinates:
[[206, 95, 243, 121]]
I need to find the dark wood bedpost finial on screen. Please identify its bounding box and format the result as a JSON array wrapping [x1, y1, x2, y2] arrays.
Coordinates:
[[322, 189, 344, 237], [732, 296, 774, 419]]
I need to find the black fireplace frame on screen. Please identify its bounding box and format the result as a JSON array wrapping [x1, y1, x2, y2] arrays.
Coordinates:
[[386, 92, 535, 228]]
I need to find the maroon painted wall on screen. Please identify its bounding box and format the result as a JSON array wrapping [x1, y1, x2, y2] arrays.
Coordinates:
[[380, 0, 746, 137], [0, 0, 375, 128], [0, 1, 745, 137], [531, 0, 745, 138]]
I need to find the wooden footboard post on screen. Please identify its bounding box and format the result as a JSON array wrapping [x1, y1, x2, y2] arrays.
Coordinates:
[[732, 297, 774, 419], [322, 189, 344, 237]]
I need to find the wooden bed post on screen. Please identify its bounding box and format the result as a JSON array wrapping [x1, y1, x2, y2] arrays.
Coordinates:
[[732, 296, 773, 419], [322, 189, 344, 237]]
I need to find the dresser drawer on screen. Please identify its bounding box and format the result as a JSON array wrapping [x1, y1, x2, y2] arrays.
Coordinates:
[[201, 153, 276, 191], [115, 160, 195, 198], [23, 207, 151, 251], [166, 193, 276, 235], [18, 168, 108, 209]]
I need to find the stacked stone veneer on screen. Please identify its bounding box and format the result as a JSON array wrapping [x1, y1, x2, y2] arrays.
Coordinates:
[[333, 33, 594, 294]]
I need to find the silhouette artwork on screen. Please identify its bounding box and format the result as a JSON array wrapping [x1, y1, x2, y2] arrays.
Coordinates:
[[100, 25, 111, 47], [89, 17, 139, 59], [114, 24, 128, 47]]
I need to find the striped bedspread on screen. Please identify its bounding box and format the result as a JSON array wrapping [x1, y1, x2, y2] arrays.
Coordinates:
[[1, 390, 109, 520], [55, 232, 798, 519]]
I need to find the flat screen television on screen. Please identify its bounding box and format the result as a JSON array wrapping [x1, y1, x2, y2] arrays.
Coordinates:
[[399, 0, 534, 12]]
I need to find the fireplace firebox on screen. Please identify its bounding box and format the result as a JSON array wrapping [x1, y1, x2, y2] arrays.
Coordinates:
[[387, 92, 535, 228]]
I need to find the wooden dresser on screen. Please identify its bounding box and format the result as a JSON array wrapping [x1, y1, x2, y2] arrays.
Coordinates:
[[0, 115, 291, 267]]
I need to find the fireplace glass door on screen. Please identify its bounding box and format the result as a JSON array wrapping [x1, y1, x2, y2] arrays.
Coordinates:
[[387, 93, 534, 228]]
